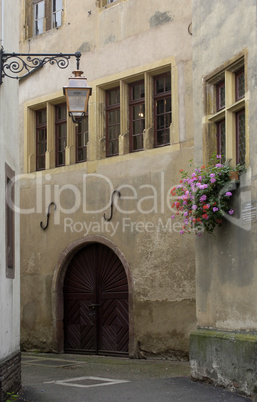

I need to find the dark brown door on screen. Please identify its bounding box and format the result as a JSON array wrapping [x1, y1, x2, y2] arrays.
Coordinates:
[[63, 243, 129, 356]]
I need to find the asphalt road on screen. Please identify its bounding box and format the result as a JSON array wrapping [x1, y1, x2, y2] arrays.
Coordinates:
[[17, 352, 252, 402]]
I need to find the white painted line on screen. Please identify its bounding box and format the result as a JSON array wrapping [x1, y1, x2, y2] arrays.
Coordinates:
[[44, 376, 129, 388]]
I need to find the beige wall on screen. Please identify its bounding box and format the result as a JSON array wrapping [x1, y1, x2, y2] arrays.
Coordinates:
[[192, 0, 257, 331], [19, 0, 196, 356]]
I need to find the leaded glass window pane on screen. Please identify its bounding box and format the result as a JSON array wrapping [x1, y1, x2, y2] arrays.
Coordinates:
[[236, 70, 245, 101], [216, 81, 225, 111], [216, 120, 226, 164], [236, 110, 245, 165]]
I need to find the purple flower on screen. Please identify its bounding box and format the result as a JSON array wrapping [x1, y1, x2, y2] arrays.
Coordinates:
[[180, 230, 184, 234], [228, 209, 234, 215], [200, 194, 207, 202], [192, 205, 198, 210], [210, 173, 215, 178], [184, 212, 188, 217], [199, 184, 208, 190], [225, 192, 232, 196], [171, 215, 175, 219], [216, 163, 223, 168], [213, 207, 219, 212], [217, 155, 221, 159], [210, 178, 216, 183]]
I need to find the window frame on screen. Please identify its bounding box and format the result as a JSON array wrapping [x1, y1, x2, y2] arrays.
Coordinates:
[[5, 163, 15, 279], [106, 87, 120, 157], [205, 54, 247, 168], [55, 103, 67, 167], [129, 80, 145, 153], [36, 108, 47, 171], [154, 72, 172, 147], [76, 116, 89, 163]]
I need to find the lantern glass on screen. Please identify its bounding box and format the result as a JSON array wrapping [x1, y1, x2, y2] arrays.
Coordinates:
[[65, 88, 90, 114], [63, 72, 92, 121]]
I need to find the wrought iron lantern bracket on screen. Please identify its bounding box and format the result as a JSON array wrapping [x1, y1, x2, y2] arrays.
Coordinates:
[[0, 47, 81, 84]]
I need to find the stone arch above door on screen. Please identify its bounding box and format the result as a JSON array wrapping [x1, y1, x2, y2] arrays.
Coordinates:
[[51, 235, 134, 355]]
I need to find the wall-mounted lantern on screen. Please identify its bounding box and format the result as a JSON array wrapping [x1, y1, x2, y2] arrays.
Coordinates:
[[0, 49, 91, 124], [63, 69, 92, 123]]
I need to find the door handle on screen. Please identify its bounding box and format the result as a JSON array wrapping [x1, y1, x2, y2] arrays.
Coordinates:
[[88, 304, 101, 309]]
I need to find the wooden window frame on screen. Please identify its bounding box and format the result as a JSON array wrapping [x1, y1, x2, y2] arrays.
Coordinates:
[[129, 80, 145, 153], [235, 69, 245, 102], [36, 108, 47, 171], [205, 55, 247, 167], [106, 87, 120, 157], [154, 73, 171, 147], [76, 116, 89, 163], [5, 164, 15, 279], [236, 109, 245, 165], [216, 119, 226, 163], [55, 103, 67, 167], [216, 81, 225, 112], [26, 0, 62, 39]]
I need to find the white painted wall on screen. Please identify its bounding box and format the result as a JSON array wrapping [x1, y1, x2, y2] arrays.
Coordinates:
[[0, 0, 20, 361]]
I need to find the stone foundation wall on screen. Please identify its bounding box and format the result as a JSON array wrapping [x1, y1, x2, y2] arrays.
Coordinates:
[[0, 351, 21, 401], [190, 329, 257, 397]]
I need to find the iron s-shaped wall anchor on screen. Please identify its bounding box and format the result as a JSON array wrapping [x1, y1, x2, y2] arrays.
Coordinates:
[[103, 190, 121, 221], [40, 202, 57, 230]]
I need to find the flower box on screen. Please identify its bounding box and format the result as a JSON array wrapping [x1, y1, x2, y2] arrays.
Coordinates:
[[229, 171, 239, 181]]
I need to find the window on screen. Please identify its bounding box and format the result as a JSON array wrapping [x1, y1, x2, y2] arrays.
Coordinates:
[[52, 0, 62, 28], [76, 118, 89, 163], [129, 81, 145, 152], [5, 164, 15, 279], [26, 0, 63, 38], [236, 109, 245, 165], [106, 87, 120, 157], [216, 119, 226, 164], [36, 108, 47, 170], [154, 73, 171, 147], [98, 0, 120, 7], [55, 104, 67, 167], [34, 0, 45, 36], [24, 60, 176, 171], [216, 81, 225, 111], [205, 55, 247, 167]]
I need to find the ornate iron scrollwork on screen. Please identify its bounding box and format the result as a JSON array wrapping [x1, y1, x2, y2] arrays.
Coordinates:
[[0, 48, 81, 84]]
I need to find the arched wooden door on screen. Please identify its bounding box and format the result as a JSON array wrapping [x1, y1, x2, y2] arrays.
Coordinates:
[[63, 243, 129, 356]]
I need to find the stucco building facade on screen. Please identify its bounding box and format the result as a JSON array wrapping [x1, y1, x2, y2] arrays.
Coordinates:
[[0, 0, 21, 399], [190, 0, 257, 396], [19, 0, 196, 358]]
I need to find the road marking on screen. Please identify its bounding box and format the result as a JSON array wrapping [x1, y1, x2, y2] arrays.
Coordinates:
[[44, 376, 129, 388]]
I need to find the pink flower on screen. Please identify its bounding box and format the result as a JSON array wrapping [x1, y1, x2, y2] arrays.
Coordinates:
[[210, 178, 216, 183], [192, 205, 197, 210], [225, 192, 232, 196], [228, 209, 234, 215], [213, 207, 219, 212], [217, 155, 221, 159], [200, 194, 207, 202], [171, 215, 175, 219]]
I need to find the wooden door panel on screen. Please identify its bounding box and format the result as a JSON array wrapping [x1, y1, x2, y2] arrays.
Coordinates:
[[63, 243, 129, 355]]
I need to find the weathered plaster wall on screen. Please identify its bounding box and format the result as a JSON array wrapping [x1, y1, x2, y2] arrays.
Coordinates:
[[192, 0, 257, 332], [0, 0, 21, 397], [19, 0, 196, 357], [191, 0, 257, 395]]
